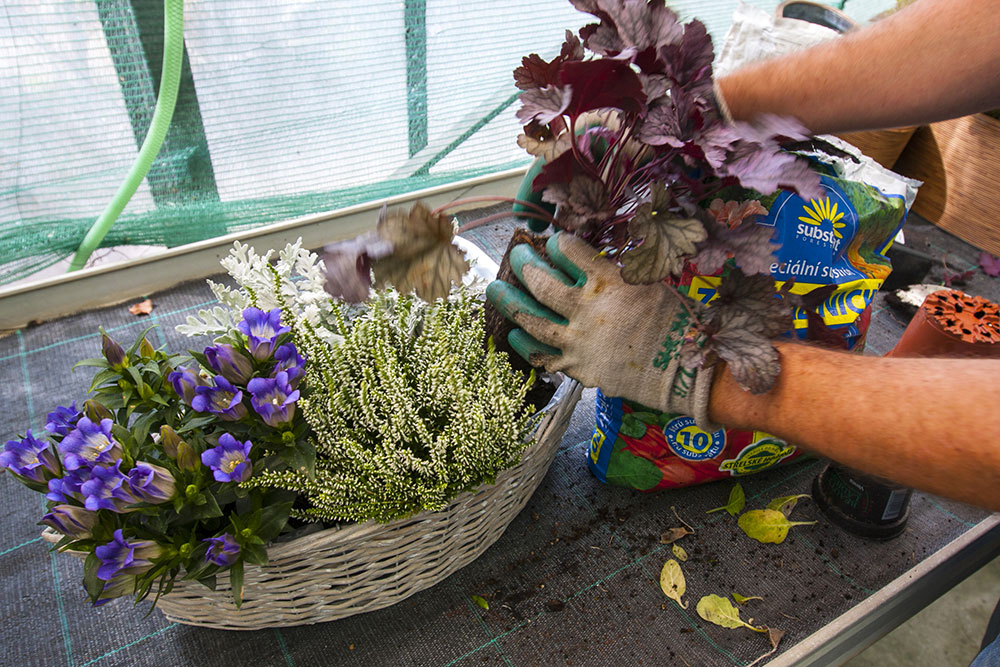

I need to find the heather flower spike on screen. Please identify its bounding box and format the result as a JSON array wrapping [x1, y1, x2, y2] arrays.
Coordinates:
[[201, 434, 253, 483], [238, 307, 290, 361], [247, 371, 300, 427], [1, 431, 61, 483], [58, 417, 122, 470], [94, 529, 162, 581], [191, 376, 248, 421], [203, 533, 241, 567]]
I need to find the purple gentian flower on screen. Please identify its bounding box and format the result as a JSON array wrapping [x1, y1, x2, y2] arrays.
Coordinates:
[[273, 343, 306, 388], [41, 504, 97, 539], [59, 417, 122, 471], [201, 434, 253, 483], [204, 344, 254, 385], [203, 533, 241, 567], [80, 460, 139, 512], [238, 307, 290, 361], [94, 529, 162, 581], [191, 376, 248, 421], [1, 431, 61, 483], [127, 461, 176, 503], [44, 403, 80, 437], [168, 366, 207, 405], [46, 470, 87, 503], [247, 371, 299, 427]]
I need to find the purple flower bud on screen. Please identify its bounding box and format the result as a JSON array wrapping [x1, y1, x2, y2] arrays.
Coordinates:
[[201, 434, 253, 483], [204, 344, 254, 385], [44, 403, 80, 437], [92, 575, 135, 606], [41, 504, 97, 539], [273, 343, 306, 389], [59, 418, 122, 471], [127, 461, 176, 503], [238, 307, 290, 361], [81, 399, 113, 424], [94, 529, 162, 581], [191, 376, 248, 421], [203, 533, 241, 567], [158, 425, 182, 459], [80, 460, 139, 512], [138, 337, 155, 359], [168, 367, 207, 405], [175, 441, 200, 472], [101, 331, 127, 369], [1, 430, 61, 483], [247, 371, 299, 427]]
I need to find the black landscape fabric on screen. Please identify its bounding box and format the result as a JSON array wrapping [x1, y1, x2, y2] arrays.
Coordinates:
[[1, 209, 995, 667]]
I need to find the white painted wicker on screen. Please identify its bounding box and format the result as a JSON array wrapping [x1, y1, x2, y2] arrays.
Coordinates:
[[46, 377, 581, 630]]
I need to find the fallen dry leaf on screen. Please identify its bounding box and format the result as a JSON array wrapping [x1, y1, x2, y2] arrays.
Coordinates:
[[128, 299, 153, 316]]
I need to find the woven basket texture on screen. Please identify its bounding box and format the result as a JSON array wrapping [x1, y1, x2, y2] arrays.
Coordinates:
[[46, 377, 582, 630]]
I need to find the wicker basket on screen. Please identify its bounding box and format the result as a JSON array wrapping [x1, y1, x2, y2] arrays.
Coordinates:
[[44, 377, 582, 630]]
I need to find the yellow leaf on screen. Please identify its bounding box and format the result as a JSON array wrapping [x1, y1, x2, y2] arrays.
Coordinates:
[[659, 559, 687, 609]]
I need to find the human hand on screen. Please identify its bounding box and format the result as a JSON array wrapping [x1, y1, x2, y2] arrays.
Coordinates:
[[486, 232, 718, 430]]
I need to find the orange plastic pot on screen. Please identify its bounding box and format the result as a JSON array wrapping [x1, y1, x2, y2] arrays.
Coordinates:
[[887, 289, 1000, 358]]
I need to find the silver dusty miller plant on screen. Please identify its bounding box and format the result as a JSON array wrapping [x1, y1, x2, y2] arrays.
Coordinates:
[[243, 289, 540, 524], [177, 239, 341, 346]]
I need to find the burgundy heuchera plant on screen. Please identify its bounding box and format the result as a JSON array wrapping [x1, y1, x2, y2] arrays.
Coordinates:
[[512, 0, 825, 393]]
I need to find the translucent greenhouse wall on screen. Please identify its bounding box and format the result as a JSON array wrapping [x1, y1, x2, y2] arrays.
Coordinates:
[[0, 0, 893, 285]]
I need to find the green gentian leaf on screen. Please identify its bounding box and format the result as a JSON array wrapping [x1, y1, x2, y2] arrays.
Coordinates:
[[256, 501, 294, 542], [229, 560, 245, 609], [472, 595, 489, 611], [83, 552, 104, 602]]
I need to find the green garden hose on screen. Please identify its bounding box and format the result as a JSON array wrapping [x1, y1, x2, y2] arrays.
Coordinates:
[[68, 0, 185, 272]]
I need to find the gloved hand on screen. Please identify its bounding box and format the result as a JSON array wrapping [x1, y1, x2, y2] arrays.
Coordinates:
[[486, 232, 719, 431]]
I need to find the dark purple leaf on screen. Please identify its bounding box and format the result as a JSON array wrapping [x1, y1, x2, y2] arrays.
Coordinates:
[[516, 85, 573, 124], [575, 0, 683, 56], [532, 149, 581, 191], [943, 269, 975, 287], [542, 175, 614, 234], [692, 218, 777, 276], [558, 58, 646, 116], [709, 269, 792, 339], [979, 251, 1000, 277], [620, 184, 706, 283], [711, 327, 781, 394], [323, 232, 392, 303], [659, 19, 714, 96]]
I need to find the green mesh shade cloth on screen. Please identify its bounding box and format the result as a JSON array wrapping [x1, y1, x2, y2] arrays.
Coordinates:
[[0, 0, 891, 286]]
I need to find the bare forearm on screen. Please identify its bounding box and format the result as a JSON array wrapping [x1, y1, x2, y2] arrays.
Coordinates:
[[718, 0, 1000, 134], [709, 342, 1000, 510]]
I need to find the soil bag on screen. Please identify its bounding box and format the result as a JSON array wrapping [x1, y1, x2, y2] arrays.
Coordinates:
[[587, 142, 920, 490]]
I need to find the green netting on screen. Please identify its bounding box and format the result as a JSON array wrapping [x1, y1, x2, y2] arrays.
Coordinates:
[[0, 0, 891, 286]]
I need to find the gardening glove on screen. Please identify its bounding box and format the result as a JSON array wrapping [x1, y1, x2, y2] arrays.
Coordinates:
[[486, 232, 720, 431]]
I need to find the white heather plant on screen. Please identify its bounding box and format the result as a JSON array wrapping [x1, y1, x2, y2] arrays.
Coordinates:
[[243, 288, 540, 524]]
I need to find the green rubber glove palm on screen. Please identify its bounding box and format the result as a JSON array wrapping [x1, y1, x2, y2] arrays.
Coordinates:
[[486, 232, 719, 430]]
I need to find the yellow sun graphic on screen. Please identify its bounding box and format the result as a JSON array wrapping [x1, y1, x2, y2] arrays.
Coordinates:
[[799, 197, 847, 239]]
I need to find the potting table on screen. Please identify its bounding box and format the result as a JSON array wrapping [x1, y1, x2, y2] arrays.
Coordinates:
[[2, 208, 998, 667]]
